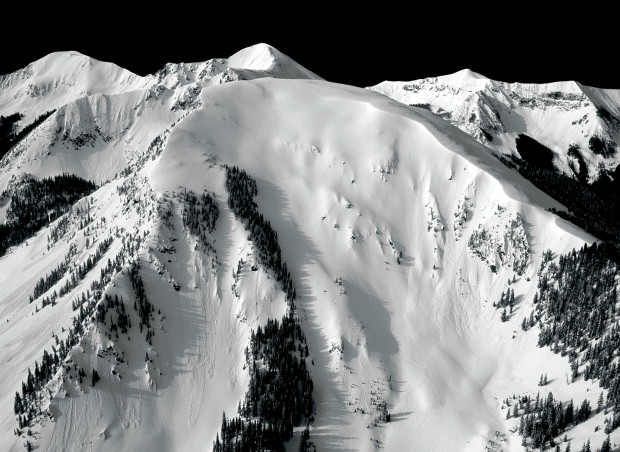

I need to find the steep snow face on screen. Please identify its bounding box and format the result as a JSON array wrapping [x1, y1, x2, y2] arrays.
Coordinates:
[[372, 71, 620, 180], [0, 88, 184, 190], [0, 49, 615, 452], [146, 78, 596, 451]]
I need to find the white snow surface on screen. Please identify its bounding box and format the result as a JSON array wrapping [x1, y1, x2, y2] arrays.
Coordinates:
[[0, 46, 616, 452], [372, 70, 620, 180]]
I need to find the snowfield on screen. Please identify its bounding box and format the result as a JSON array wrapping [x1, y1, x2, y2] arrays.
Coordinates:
[[0, 44, 617, 452]]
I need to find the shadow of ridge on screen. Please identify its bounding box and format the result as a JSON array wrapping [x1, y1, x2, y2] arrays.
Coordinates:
[[341, 279, 399, 357], [250, 176, 354, 443]]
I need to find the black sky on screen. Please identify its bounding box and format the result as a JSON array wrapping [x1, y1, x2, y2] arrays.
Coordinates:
[[1, 9, 616, 88]]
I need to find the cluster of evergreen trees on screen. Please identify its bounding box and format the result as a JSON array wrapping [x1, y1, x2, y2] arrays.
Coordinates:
[[494, 287, 515, 322], [225, 166, 296, 302], [30, 243, 76, 302], [0, 174, 97, 256], [128, 261, 156, 341], [14, 230, 146, 439], [0, 113, 23, 155], [59, 237, 113, 296], [13, 289, 98, 437], [96, 294, 131, 336], [30, 237, 113, 311], [588, 135, 616, 158], [214, 416, 287, 452], [533, 243, 617, 358], [182, 190, 219, 255], [497, 149, 620, 258], [215, 166, 314, 451], [0, 110, 55, 161], [47, 213, 71, 248], [515, 134, 555, 170], [92, 260, 156, 343], [13, 349, 60, 432], [509, 391, 594, 449], [214, 313, 314, 452], [518, 242, 620, 448], [183, 190, 219, 236]]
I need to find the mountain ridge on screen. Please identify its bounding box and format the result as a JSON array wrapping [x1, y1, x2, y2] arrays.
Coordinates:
[[372, 71, 620, 182], [0, 44, 618, 452]]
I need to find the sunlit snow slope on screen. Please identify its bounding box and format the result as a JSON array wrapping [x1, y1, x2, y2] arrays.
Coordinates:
[[372, 70, 620, 180], [0, 46, 615, 452]]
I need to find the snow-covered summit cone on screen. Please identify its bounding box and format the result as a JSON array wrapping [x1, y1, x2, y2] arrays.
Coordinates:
[[153, 43, 322, 89], [0, 51, 149, 121], [372, 70, 620, 181], [227, 43, 322, 80]]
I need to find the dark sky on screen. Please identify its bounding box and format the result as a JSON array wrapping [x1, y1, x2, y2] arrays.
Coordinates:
[[1, 9, 616, 88]]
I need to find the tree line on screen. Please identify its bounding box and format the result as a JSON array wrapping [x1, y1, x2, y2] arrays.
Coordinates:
[[225, 166, 296, 303], [0, 110, 55, 161], [518, 243, 620, 449], [213, 166, 315, 451], [498, 140, 620, 259], [0, 174, 97, 256], [13, 230, 147, 440]]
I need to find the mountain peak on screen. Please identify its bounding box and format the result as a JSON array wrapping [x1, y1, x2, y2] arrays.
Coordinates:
[[435, 68, 490, 89], [30, 51, 136, 76], [449, 68, 488, 80], [228, 43, 280, 71], [228, 43, 322, 80]]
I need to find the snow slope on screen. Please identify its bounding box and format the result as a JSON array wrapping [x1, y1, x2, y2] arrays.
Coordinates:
[[0, 47, 617, 452], [0, 44, 320, 191], [372, 70, 620, 180]]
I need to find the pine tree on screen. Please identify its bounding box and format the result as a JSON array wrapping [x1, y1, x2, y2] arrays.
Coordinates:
[[597, 392, 604, 413], [298, 426, 310, 452], [600, 435, 612, 452], [213, 432, 222, 452], [581, 439, 591, 452], [14, 392, 22, 415]]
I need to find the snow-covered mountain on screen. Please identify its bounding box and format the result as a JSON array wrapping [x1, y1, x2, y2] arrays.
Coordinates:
[[372, 70, 620, 181], [0, 43, 320, 124], [0, 45, 618, 452]]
